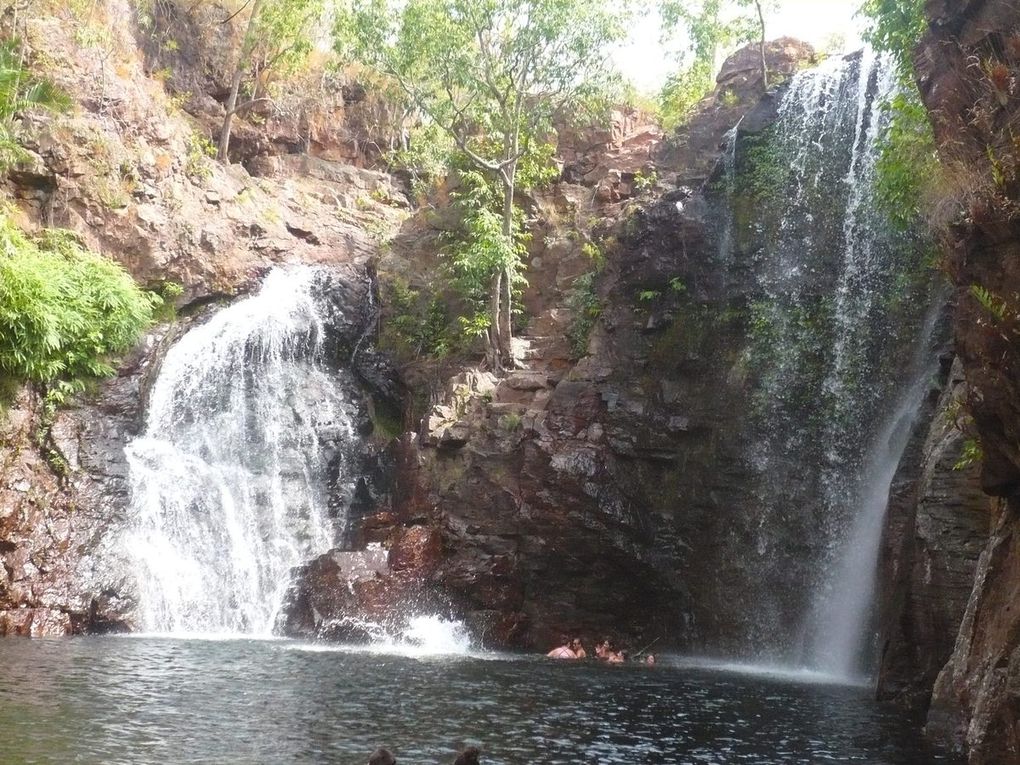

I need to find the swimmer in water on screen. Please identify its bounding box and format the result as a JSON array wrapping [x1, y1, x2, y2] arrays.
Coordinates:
[[546, 636, 576, 659], [570, 638, 587, 659]]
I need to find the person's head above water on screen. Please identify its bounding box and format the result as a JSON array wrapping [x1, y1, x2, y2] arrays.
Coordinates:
[[453, 745, 481, 765], [368, 748, 396, 765]]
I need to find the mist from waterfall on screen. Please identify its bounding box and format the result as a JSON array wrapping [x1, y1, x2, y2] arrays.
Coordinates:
[[125, 266, 359, 635]]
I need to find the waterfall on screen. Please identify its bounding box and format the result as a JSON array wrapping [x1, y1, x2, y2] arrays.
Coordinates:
[[125, 266, 360, 635], [716, 125, 739, 265], [721, 49, 940, 673], [805, 306, 942, 679]]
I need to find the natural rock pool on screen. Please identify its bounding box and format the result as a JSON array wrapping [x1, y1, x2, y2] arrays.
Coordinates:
[[0, 637, 959, 764]]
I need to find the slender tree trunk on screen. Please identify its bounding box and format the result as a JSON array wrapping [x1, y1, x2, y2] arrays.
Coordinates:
[[501, 263, 512, 363], [487, 270, 503, 371], [218, 0, 263, 162], [218, 68, 244, 162], [497, 173, 516, 367], [755, 0, 768, 90]]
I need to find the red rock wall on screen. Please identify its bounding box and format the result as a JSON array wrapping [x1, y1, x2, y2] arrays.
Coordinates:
[[908, 1, 1020, 761]]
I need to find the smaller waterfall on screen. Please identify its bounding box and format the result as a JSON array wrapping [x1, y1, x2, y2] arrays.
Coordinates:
[[126, 266, 359, 635], [716, 126, 740, 264]]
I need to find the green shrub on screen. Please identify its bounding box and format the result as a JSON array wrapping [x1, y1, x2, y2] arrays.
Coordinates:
[[185, 132, 217, 180], [860, 0, 927, 78], [566, 271, 601, 359], [0, 38, 70, 171], [874, 91, 938, 231], [861, 0, 940, 233], [379, 279, 451, 360], [954, 438, 983, 471], [498, 412, 522, 431], [0, 215, 158, 394], [970, 284, 1010, 322]]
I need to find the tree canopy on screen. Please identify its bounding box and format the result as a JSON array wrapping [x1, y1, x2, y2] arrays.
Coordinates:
[[336, 0, 630, 369]]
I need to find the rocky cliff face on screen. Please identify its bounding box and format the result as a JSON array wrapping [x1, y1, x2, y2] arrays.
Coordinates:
[[279, 41, 963, 663], [877, 1, 1020, 762], [5, 0, 800, 642], [877, 358, 991, 709], [276, 42, 825, 651]]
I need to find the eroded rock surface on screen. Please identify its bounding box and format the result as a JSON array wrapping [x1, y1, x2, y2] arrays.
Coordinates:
[[904, 1, 1020, 761], [877, 358, 991, 709]]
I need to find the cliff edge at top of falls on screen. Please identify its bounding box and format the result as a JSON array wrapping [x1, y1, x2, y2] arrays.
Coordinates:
[[0, 0, 817, 640]]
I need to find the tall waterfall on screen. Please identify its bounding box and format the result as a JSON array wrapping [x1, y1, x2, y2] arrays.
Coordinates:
[[125, 266, 359, 635], [718, 49, 941, 676]]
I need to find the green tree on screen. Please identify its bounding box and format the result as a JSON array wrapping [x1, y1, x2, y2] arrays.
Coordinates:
[[860, 0, 937, 231], [859, 0, 926, 78], [218, 0, 324, 161], [336, 0, 629, 370], [659, 0, 774, 127]]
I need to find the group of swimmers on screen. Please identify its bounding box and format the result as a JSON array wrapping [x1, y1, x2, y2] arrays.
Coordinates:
[[546, 636, 656, 665]]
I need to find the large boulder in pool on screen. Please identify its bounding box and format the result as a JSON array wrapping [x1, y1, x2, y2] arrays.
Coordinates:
[[277, 525, 448, 642]]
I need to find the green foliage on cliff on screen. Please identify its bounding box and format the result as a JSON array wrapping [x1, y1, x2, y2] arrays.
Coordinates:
[[860, 0, 927, 77], [740, 127, 787, 204], [658, 0, 773, 129], [566, 270, 601, 359], [217, 0, 325, 160], [443, 169, 530, 339], [954, 438, 983, 471], [860, 0, 939, 233], [336, 0, 629, 369], [379, 278, 451, 360], [0, 38, 70, 170], [874, 92, 938, 231], [0, 214, 158, 396]]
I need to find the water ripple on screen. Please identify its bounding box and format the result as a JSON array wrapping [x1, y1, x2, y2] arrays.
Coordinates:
[[0, 639, 960, 765]]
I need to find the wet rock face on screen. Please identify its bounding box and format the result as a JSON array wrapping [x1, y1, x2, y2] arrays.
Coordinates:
[[0, 351, 153, 635], [284, 40, 826, 654], [876, 358, 991, 710], [910, 1, 1020, 761]]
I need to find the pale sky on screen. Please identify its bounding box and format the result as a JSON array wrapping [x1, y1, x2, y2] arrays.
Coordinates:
[[616, 0, 866, 94]]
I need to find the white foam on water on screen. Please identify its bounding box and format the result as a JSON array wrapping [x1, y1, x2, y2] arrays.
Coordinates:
[[121, 632, 288, 643], [283, 616, 479, 659]]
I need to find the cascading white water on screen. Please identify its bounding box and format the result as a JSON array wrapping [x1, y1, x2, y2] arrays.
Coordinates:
[[716, 125, 740, 264], [311, 615, 475, 657], [125, 266, 359, 635], [821, 48, 901, 447], [725, 48, 941, 675], [799, 51, 933, 679]]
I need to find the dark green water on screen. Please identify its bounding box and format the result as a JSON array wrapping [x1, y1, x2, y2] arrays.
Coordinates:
[[0, 637, 957, 764]]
